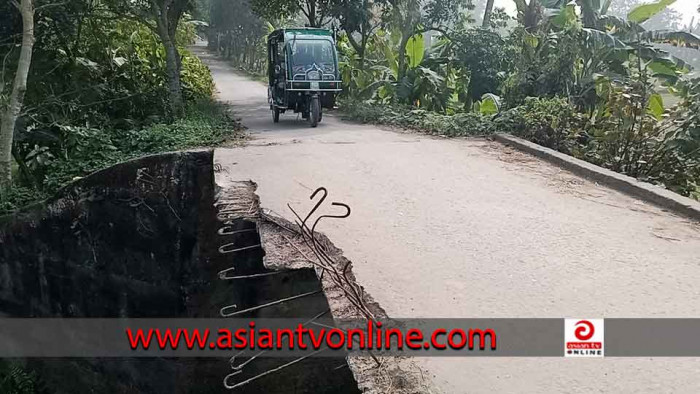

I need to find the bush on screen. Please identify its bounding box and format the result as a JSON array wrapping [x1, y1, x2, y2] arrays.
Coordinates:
[[2, 101, 240, 216], [0, 186, 47, 217], [116, 101, 236, 154], [669, 78, 700, 198], [580, 78, 700, 197], [502, 28, 581, 108], [181, 50, 215, 102], [493, 97, 585, 153], [341, 100, 493, 136], [0, 362, 36, 394], [452, 28, 516, 104]]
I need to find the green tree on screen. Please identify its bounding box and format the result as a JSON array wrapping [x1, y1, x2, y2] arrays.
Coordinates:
[[452, 28, 515, 104], [482, 0, 495, 27], [331, 0, 388, 66], [250, 0, 333, 27], [0, 0, 34, 189], [107, 0, 195, 117], [387, 0, 473, 83]]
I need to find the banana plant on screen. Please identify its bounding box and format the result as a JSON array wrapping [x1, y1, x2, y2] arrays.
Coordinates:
[[537, 0, 699, 72], [527, 0, 700, 110], [472, 93, 501, 115]]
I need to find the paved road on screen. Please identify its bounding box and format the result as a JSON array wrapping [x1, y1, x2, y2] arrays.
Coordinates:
[[198, 47, 700, 393]]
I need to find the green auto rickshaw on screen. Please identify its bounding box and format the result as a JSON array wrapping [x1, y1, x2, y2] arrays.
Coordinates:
[[267, 28, 342, 127]]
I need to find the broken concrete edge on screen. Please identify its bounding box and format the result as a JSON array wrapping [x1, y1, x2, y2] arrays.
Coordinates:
[[0, 150, 215, 318], [257, 212, 441, 394], [493, 133, 700, 222], [257, 211, 388, 321], [233, 186, 440, 394], [0, 149, 215, 224]]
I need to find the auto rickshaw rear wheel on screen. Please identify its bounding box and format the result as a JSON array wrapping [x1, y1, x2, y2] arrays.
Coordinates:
[[272, 107, 280, 123]]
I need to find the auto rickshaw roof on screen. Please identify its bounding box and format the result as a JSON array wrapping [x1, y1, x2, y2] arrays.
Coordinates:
[[269, 28, 334, 42]]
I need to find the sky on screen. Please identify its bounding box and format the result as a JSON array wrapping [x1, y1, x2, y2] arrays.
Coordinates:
[[491, 0, 700, 26]]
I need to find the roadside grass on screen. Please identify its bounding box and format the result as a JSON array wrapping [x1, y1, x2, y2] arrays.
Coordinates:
[[339, 99, 493, 137], [0, 99, 244, 216]]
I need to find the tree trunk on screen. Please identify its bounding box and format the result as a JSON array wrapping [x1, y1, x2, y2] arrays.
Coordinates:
[[397, 32, 411, 84], [482, 0, 495, 28], [346, 33, 366, 68], [157, 23, 184, 118], [307, 0, 317, 27], [0, 0, 34, 190]]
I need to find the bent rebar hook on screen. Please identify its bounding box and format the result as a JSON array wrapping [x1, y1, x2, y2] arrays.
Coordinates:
[[287, 197, 352, 271], [308, 202, 351, 257], [223, 309, 331, 389], [310, 202, 351, 235], [223, 350, 325, 390], [218, 243, 262, 254], [287, 187, 327, 231], [218, 226, 257, 236]]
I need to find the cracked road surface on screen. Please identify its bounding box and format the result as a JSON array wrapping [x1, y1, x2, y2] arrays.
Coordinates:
[[198, 46, 700, 393]]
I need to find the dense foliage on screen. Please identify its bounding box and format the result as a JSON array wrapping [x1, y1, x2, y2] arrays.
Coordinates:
[[0, 0, 236, 215], [0, 99, 237, 215], [341, 99, 493, 136], [0, 361, 36, 394], [329, 0, 700, 200], [494, 97, 585, 152]]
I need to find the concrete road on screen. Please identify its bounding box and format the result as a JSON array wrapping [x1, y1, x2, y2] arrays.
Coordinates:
[[198, 47, 700, 393]]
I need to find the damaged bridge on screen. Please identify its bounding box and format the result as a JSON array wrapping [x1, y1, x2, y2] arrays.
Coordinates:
[[0, 150, 435, 393]]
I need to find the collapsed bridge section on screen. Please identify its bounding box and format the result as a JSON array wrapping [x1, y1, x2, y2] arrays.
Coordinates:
[[0, 150, 436, 393]]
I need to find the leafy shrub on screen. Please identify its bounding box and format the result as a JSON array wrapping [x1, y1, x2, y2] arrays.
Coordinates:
[[669, 77, 700, 198], [341, 100, 493, 136], [2, 101, 240, 216], [493, 97, 585, 153], [502, 28, 581, 108], [117, 101, 236, 154], [181, 50, 215, 102], [337, 32, 397, 101], [0, 186, 46, 217], [582, 82, 668, 176], [14, 125, 129, 192], [556, 74, 697, 198], [587, 77, 699, 198], [0, 362, 36, 394], [41, 149, 128, 194], [451, 28, 516, 104]]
